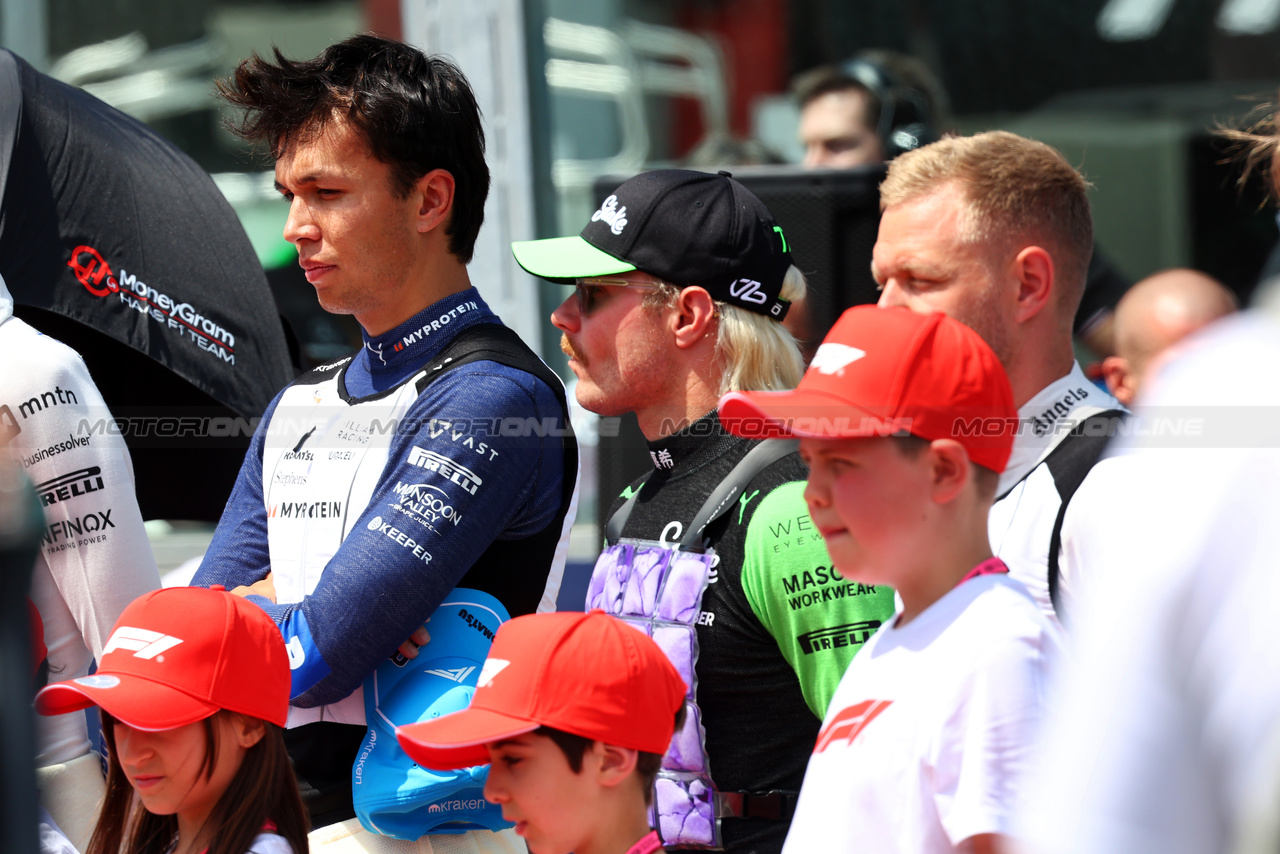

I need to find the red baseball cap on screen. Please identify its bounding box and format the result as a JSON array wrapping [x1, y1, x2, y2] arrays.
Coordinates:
[[35, 586, 290, 730], [718, 306, 1017, 472], [397, 610, 687, 771]]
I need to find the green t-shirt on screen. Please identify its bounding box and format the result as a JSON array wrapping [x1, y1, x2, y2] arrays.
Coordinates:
[[741, 480, 897, 717]]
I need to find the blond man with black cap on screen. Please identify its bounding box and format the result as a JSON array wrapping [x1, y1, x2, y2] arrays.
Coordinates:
[[512, 169, 897, 853]]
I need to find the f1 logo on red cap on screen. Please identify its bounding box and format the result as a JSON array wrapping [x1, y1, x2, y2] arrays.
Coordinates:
[[810, 343, 866, 376], [477, 659, 510, 688], [104, 627, 184, 659]]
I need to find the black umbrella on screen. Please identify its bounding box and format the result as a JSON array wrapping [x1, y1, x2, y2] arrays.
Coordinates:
[[0, 49, 297, 521]]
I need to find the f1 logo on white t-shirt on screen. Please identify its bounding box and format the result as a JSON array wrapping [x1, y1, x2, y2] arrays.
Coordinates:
[[814, 699, 893, 753]]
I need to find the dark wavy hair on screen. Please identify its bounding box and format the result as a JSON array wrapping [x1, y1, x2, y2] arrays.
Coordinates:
[[218, 34, 490, 263], [86, 710, 309, 854], [535, 705, 687, 807]]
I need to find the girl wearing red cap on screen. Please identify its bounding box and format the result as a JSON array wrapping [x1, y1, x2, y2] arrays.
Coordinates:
[[35, 586, 308, 854]]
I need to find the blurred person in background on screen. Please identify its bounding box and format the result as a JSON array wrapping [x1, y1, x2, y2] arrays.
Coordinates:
[[786, 51, 947, 350], [873, 130, 1126, 625], [794, 53, 1128, 360], [1, 273, 161, 852], [1015, 109, 1280, 854], [1100, 267, 1237, 406], [794, 50, 947, 170]]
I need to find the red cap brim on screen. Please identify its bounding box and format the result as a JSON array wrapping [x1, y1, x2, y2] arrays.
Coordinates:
[[397, 707, 541, 771], [719, 389, 905, 439], [36, 674, 220, 732]]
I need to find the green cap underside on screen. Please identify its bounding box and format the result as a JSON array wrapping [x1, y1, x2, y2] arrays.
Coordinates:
[[511, 236, 636, 284]]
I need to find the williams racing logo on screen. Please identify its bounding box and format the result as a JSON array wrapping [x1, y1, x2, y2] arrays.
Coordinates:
[[67, 245, 236, 365]]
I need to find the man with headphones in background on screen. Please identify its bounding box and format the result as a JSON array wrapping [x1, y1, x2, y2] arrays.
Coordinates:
[[792, 50, 1130, 359], [795, 50, 946, 169]]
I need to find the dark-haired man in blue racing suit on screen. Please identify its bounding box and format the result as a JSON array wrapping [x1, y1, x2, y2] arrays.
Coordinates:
[[194, 36, 577, 850]]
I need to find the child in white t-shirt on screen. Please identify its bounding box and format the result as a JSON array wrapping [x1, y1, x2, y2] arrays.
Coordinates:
[[719, 306, 1063, 854]]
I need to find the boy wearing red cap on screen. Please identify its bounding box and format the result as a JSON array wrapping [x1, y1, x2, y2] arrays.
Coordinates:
[[396, 611, 687, 854], [719, 306, 1063, 854]]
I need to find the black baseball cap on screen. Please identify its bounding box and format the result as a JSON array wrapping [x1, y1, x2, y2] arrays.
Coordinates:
[[511, 169, 793, 320]]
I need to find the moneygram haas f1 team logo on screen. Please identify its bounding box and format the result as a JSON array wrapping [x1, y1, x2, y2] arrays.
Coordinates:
[[67, 245, 237, 365]]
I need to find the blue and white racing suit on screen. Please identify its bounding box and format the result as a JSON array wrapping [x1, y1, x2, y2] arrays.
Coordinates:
[[195, 287, 578, 823]]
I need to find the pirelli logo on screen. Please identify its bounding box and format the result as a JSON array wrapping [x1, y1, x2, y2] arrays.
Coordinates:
[[35, 466, 105, 506], [797, 621, 882, 655], [407, 447, 482, 495]]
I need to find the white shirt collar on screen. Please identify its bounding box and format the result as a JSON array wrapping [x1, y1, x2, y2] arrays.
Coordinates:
[[998, 362, 1125, 494]]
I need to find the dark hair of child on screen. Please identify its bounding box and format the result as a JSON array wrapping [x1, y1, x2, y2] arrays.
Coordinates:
[[86, 709, 309, 854], [534, 706, 688, 807]]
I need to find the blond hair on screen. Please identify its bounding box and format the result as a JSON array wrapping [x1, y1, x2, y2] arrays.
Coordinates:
[[644, 265, 807, 394], [1216, 102, 1280, 202], [880, 131, 1093, 321]]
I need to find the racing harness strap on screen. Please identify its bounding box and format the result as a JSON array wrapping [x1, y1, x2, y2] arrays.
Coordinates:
[[1043, 409, 1126, 613], [605, 438, 798, 550]]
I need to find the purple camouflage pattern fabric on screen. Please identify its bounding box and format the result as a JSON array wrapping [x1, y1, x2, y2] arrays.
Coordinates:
[[586, 540, 719, 848]]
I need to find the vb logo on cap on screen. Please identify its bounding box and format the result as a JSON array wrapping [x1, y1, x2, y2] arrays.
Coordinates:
[[36, 586, 291, 731]]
